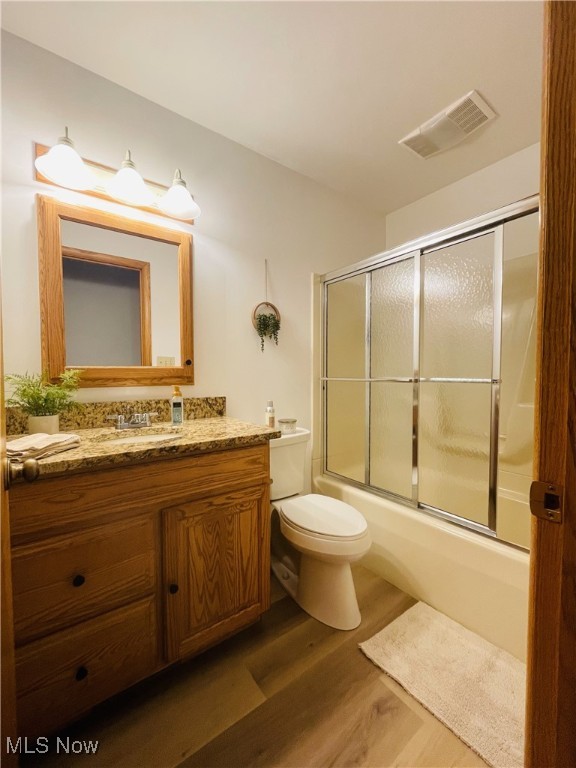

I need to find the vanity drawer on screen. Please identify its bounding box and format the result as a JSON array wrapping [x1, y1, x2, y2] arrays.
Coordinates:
[[12, 515, 156, 645], [9, 445, 270, 543], [15, 597, 158, 737]]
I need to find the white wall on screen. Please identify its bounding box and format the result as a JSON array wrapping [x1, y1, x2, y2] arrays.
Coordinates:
[[1, 32, 388, 427], [385, 142, 540, 249]]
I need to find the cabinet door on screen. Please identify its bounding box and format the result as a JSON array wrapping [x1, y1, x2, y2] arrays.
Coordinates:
[[163, 484, 270, 661]]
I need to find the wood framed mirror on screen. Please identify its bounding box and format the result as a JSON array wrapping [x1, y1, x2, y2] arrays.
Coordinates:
[[37, 195, 194, 387]]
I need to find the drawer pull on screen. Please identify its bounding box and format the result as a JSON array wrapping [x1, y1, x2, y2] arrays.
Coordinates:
[[168, 583, 179, 595], [75, 666, 89, 681], [72, 574, 86, 588]]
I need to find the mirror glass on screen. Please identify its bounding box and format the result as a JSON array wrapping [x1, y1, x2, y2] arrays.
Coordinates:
[[61, 221, 180, 367], [63, 254, 147, 367], [38, 195, 194, 387]]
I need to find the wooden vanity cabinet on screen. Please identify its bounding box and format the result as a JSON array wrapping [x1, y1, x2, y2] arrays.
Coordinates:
[[9, 444, 271, 736]]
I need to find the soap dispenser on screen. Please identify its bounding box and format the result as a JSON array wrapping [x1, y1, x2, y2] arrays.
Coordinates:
[[171, 386, 184, 425]]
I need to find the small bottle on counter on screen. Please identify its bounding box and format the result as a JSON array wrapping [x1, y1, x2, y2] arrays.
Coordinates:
[[265, 400, 275, 428], [171, 386, 184, 425]]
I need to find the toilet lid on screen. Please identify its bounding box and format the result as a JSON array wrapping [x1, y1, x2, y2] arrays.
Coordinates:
[[278, 494, 367, 537]]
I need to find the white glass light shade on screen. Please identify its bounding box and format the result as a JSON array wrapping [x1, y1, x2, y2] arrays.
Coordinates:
[[34, 129, 95, 191], [106, 150, 154, 206], [158, 170, 201, 220]]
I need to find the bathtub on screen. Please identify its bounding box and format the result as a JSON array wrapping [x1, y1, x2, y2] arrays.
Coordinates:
[[313, 472, 530, 661]]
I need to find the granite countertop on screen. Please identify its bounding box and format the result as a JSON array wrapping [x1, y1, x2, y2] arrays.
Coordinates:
[[8, 417, 281, 479]]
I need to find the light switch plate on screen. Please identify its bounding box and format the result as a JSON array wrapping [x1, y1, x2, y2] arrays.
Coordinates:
[[157, 356, 175, 367]]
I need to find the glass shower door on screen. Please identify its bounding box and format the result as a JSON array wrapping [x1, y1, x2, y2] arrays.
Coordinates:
[[369, 255, 416, 499], [418, 232, 497, 527], [325, 274, 367, 483], [497, 212, 539, 547], [322, 202, 539, 546]]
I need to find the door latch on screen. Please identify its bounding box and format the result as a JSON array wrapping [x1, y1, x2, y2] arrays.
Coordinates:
[[530, 481, 563, 523]]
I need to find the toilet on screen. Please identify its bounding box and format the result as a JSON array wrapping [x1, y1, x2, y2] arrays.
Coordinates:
[[270, 428, 371, 630]]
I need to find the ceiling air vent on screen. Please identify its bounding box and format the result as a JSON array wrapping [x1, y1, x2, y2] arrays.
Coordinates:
[[399, 90, 496, 159]]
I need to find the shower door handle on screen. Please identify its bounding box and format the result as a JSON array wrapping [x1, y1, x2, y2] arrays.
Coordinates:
[[529, 481, 563, 523]]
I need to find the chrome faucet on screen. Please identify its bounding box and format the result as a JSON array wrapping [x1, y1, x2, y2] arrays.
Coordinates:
[[106, 412, 159, 430]]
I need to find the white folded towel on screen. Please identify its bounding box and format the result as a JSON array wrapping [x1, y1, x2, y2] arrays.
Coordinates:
[[7, 433, 81, 460]]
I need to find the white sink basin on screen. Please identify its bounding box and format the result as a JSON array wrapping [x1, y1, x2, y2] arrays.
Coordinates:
[[107, 433, 178, 446]]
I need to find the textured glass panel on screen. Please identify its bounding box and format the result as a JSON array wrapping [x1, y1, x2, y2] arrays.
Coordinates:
[[421, 233, 494, 379], [497, 212, 539, 548], [326, 275, 366, 378], [370, 382, 413, 498], [326, 381, 366, 482], [419, 382, 491, 525], [371, 255, 415, 378]]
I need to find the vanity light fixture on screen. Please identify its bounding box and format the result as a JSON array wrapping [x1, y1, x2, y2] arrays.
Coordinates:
[[105, 150, 154, 206], [158, 169, 202, 220], [34, 127, 95, 191], [34, 138, 200, 221]]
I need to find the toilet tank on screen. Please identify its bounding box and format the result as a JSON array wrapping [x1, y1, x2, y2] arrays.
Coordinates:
[[269, 428, 310, 501]]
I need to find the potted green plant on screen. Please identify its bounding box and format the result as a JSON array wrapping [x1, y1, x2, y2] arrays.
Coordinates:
[[5, 369, 83, 434]]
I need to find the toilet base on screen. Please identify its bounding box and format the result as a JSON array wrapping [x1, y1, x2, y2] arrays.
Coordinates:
[[271, 553, 361, 631], [271, 554, 299, 601], [298, 555, 361, 630]]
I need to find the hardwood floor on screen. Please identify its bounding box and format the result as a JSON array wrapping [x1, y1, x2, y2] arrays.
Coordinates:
[[21, 567, 487, 768]]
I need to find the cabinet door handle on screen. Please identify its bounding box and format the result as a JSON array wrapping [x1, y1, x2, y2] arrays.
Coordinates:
[[168, 583, 179, 595], [72, 574, 86, 587], [3, 457, 39, 489], [75, 666, 88, 681]]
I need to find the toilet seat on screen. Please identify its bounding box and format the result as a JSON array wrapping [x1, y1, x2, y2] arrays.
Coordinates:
[[280, 515, 368, 543], [277, 493, 368, 539]]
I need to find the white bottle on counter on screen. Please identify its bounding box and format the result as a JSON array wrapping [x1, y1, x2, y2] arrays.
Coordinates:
[[265, 400, 275, 428], [171, 386, 184, 425]]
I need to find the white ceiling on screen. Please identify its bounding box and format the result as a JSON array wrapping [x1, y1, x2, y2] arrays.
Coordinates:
[[1, 1, 543, 216]]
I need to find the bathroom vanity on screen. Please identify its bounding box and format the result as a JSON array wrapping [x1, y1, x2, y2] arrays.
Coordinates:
[[8, 418, 278, 736]]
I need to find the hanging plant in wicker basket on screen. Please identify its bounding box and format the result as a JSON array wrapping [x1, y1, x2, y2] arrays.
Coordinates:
[[252, 302, 281, 351]]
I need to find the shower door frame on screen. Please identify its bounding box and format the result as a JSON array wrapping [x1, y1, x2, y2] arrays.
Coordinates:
[[321, 195, 539, 540]]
